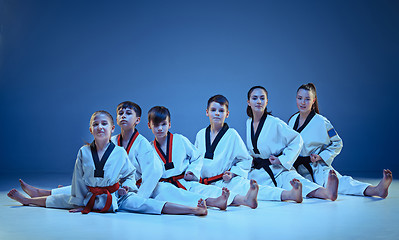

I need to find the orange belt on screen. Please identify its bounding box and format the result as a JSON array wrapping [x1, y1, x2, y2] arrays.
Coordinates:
[[160, 173, 187, 190], [81, 182, 119, 214]]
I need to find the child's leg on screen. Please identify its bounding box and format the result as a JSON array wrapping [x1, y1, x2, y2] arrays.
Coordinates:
[[363, 169, 392, 198], [307, 170, 338, 201], [162, 199, 207, 216], [19, 179, 51, 197], [7, 189, 47, 207], [230, 179, 259, 209], [280, 179, 303, 203]]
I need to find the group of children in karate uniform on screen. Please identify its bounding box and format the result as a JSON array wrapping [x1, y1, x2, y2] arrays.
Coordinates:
[[7, 83, 393, 216]]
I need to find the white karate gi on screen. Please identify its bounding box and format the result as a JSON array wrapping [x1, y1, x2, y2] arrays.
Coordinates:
[[47, 143, 166, 214], [111, 133, 163, 198], [246, 115, 321, 197], [195, 125, 284, 202], [150, 133, 223, 206], [51, 132, 163, 199], [288, 112, 370, 195]]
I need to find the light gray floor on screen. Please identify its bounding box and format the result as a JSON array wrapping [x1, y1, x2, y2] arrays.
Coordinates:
[[1, 173, 398, 240]]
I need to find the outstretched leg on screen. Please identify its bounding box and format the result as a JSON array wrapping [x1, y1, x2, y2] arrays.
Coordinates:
[[19, 179, 52, 197], [161, 198, 208, 216], [230, 179, 259, 209], [205, 187, 230, 210], [307, 170, 338, 201], [7, 189, 47, 207], [364, 169, 392, 198], [281, 178, 303, 203]]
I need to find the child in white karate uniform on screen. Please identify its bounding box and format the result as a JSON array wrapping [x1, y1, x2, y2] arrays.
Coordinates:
[[8, 110, 207, 216], [147, 106, 242, 210], [194, 95, 302, 205], [289, 83, 392, 198], [246, 86, 339, 201]]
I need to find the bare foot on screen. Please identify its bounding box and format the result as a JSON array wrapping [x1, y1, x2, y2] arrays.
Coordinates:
[[206, 187, 230, 210], [58, 185, 64, 188], [367, 169, 393, 198], [7, 189, 29, 205], [19, 179, 42, 197], [289, 179, 303, 203], [244, 179, 259, 209], [194, 199, 208, 216], [326, 170, 339, 201]]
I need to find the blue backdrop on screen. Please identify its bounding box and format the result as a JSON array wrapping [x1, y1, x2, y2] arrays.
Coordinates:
[[1, 0, 398, 177]]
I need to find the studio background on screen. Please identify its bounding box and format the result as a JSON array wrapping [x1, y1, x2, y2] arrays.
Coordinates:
[[1, 0, 398, 177]]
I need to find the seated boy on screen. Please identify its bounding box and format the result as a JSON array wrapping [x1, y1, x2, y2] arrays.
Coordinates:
[[193, 95, 302, 203]]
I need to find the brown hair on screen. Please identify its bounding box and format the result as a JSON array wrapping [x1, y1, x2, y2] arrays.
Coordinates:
[[297, 83, 319, 114], [148, 106, 171, 125]]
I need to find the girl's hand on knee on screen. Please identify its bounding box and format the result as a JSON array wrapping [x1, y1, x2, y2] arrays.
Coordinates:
[[118, 186, 129, 196]]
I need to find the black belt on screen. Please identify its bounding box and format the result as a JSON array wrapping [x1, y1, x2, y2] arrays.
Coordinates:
[[293, 156, 315, 182], [252, 153, 282, 187]]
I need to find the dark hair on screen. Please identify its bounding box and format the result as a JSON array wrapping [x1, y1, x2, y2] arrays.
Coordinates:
[[297, 83, 319, 114], [148, 106, 171, 125], [246, 86, 272, 117], [90, 110, 114, 126], [117, 101, 142, 117], [207, 95, 229, 110]]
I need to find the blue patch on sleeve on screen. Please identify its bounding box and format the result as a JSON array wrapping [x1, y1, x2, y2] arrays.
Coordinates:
[[328, 128, 337, 138]]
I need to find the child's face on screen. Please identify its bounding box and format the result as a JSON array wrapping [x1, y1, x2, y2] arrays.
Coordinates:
[[148, 117, 171, 139], [90, 114, 115, 141], [206, 102, 229, 125], [117, 107, 140, 130]]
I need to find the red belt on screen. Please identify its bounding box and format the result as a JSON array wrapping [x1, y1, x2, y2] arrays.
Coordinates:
[[199, 173, 224, 185], [81, 182, 120, 214], [160, 173, 187, 190], [136, 178, 142, 187]]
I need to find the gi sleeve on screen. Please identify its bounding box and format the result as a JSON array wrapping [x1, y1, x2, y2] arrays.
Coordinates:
[[183, 136, 203, 181], [230, 130, 251, 178], [69, 149, 87, 207], [119, 152, 138, 193], [136, 140, 163, 198], [278, 121, 303, 170], [318, 118, 343, 166]]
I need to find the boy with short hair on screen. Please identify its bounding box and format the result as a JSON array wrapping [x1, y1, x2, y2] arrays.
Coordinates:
[[148, 106, 258, 209]]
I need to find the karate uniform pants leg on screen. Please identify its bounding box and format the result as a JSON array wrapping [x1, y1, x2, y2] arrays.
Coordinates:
[[151, 182, 204, 206], [276, 170, 320, 197], [46, 194, 75, 209], [118, 192, 165, 215], [51, 185, 71, 195], [313, 165, 370, 196]]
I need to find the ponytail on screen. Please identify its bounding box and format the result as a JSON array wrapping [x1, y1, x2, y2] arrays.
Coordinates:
[[297, 83, 319, 114]]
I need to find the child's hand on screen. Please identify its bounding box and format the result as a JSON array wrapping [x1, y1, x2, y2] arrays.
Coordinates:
[[184, 171, 196, 181], [69, 207, 84, 213], [118, 186, 129, 196], [310, 154, 322, 165], [223, 171, 234, 182], [269, 155, 281, 165]]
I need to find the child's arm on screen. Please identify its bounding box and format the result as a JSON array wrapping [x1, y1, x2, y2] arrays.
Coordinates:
[[316, 118, 343, 167], [136, 140, 163, 198], [119, 152, 137, 192], [273, 121, 303, 170], [229, 130, 252, 179], [183, 136, 203, 181], [69, 149, 88, 207]]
